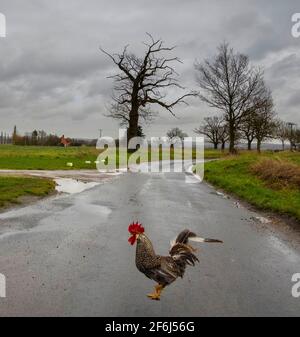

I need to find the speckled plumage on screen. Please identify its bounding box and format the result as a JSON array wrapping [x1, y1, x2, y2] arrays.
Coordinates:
[[135, 230, 199, 287]]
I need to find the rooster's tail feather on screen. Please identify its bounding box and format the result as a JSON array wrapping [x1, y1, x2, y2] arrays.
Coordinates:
[[189, 237, 223, 243], [168, 229, 222, 278], [173, 229, 223, 246]]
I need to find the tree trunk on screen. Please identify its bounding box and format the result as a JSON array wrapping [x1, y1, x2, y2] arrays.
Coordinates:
[[221, 141, 225, 150], [257, 139, 261, 153], [214, 143, 218, 150], [247, 140, 252, 151], [127, 104, 139, 144], [229, 122, 235, 154], [282, 140, 285, 151]]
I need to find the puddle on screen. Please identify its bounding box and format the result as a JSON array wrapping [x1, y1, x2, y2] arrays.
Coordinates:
[[55, 178, 99, 194]]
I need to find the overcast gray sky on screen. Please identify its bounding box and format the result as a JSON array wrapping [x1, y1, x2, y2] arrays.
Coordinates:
[[0, 0, 299, 138]]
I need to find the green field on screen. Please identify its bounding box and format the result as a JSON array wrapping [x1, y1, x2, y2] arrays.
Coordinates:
[[201, 151, 300, 221], [0, 145, 222, 170], [0, 145, 103, 170], [0, 176, 55, 208]]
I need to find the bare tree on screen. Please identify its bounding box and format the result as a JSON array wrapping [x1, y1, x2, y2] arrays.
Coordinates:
[[240, 112, 256, 150], [286, 122, 298, 151], [101, 34, 196, 141], [194, 116, 225, 149], [12, 125, 17, 145], [275, 120, 289, 151], [295, 129, 300, 151], [195, 43, 265, 154], [218, 123, 229, 150], [167, 127, 188, 141], [251, 90, 276, 153]]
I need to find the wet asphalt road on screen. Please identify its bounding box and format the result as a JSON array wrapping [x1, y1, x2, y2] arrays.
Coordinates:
[[0, 167, 300, 316]]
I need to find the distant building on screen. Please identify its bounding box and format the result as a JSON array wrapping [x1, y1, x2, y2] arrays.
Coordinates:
[[60, 135, 72, 147]]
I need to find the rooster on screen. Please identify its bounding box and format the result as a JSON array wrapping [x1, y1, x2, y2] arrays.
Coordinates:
[[128, 222, 223, 300]]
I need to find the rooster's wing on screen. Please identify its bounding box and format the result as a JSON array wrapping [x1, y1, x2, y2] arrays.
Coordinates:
[[143, 256, 180, 286]]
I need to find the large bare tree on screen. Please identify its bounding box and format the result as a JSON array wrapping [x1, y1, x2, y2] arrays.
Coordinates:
[[101, 34, 196, 141], [195, 43, 266, 153]]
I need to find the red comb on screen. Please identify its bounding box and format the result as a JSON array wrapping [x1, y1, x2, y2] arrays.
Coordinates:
[[128, 222, 144, 235]]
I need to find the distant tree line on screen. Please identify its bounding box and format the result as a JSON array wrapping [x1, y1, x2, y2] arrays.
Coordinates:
[[12, 127, 61, 146], [11, 126, 97, 147], [194, 115, 300, 152], [0, 132, 12, 144]]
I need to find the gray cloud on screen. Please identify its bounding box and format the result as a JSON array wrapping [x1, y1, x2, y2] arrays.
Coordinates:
[[0, 0, 299, 138]]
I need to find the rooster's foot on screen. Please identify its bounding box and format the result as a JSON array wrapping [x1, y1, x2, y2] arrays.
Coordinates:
[[147, 284, 164, 301], [147, 293, 161, 301]]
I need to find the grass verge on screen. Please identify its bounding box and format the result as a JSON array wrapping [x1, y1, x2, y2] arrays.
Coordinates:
[[0, 176, 55, 208], [200, 151, 300, 221]]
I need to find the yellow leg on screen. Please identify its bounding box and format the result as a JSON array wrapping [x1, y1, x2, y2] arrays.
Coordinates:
[[147, 284, 164, 301]]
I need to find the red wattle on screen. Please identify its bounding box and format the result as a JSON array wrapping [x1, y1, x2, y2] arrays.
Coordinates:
[[128, 235, 136, 245]]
